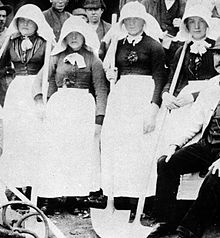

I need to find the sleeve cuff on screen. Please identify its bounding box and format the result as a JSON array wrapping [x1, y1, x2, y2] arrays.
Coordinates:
[[95, 115, 104, 125]]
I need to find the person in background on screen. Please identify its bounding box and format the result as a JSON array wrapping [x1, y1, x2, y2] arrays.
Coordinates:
[[72, 8, 88, 22], [0, 1, 12, 106], [83, 0, 111, 43], [43, 0, 71, 42], [0, 0, 11, 48], [147, 36, 220, 238], [0, 4, 54, 208], [141, 0, 187, 70]]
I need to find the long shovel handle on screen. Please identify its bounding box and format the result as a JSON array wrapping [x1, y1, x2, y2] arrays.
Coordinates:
[[42, 39, 52, 104], [134, 41, 189, 223], [0, 177, 66, 238], [109, 13, 118, 91]]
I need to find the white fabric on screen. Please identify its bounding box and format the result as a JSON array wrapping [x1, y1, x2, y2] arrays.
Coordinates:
[[101, 75, 162, 197], [36, 88, 99, 197], [118, 1, 163, 42], [162, 80, 209, 150], [126, 32, 143, 46], [174, 4, 214, 42], [0, 76, 43, 188], [165, 0, 175, 10], [21, 37, 33, 51], [190, 39, 212, 55], [169, 75, 220, 148], [6, 4, 54, 42], [63, 53, 86, 68], [52, 16, 100, 56]]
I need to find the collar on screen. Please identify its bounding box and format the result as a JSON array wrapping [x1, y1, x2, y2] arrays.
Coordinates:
[[190, 38, 211, 55], [124, 32, 144, 46]]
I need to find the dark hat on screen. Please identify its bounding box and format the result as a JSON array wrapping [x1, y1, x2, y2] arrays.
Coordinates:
[[83, 0, 106, 10], [72, 8, 87, 17], [0, 1, 12, 16], [209, 37, 220, 52]]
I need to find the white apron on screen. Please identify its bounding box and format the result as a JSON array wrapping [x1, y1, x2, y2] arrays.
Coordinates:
[[101, 75, 162, 198], [37, 88, 99, 197], [1, 75, 42, 188]]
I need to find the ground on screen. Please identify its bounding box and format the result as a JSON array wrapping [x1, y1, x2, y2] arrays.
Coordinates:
[[1, 208, 220, 237], [49, 211, 220, 238]]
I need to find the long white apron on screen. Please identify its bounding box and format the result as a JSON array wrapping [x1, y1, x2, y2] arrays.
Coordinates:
[[101, 75, 161, 198], [1, 75, 42, 188], [37, 88, 99, 198]]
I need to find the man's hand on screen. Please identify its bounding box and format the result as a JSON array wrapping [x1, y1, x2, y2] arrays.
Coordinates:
[[173, 18, 181, 28], [165, 144, 178, 163], [209, 159, 220, 177], [162, 92, 180, 110], [143, 115, 156, 134], [34, 94, 45, 121], [176, 93, 194, 107]]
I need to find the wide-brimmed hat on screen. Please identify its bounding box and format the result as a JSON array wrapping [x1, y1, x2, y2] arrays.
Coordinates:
[[51, 16, 100, 55], [83, 0, 106, 10], [175, 4, 213, 41], [209, 36, 220, 52], [72, 8, 87, 18], [0, 0, 12, 16]]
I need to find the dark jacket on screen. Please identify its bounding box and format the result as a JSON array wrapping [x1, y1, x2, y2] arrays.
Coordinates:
[[43, 7, 71, 42], [141, 0, 186, 36]]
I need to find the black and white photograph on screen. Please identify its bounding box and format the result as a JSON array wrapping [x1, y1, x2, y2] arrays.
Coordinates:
[[0, 0, 220, 237]]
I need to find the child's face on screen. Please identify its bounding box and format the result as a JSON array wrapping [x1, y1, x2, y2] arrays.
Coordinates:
[[50, 0, 69, 12]]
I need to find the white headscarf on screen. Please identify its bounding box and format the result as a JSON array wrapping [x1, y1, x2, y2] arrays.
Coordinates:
[[6, 4, 55, 42], [175, 4, 213, 42], [51, 16, 100, 56], [103, 1, 163, 70], [118, 1, 163, 42]]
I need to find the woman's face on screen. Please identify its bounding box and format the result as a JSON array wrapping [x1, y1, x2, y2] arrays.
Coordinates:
[[123, 17, 145, 36], [65, 31, 84, 51], [17, 17, 38, 36], [186, 16, 208, 40]]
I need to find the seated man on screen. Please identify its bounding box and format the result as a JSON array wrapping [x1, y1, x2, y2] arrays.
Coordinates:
[[147, 36, 220, 238]]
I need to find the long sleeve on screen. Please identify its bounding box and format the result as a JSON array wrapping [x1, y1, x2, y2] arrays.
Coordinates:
[[150, 40, 167, 106], [91, 55, 108, 118], [47, 55, 58, 99]]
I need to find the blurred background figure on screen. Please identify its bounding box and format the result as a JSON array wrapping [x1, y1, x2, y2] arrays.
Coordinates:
[[72, 7, 88, 22], [0, 0, 11, 48], [43, 0, 71, 42], [83, 0, 111, 43]]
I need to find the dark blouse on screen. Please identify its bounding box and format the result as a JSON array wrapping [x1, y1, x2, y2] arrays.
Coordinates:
[[0, 34, 46, 76], [163, 38, 217, 98], [47, 46, 108, 124], [115, 33, 167, 106]]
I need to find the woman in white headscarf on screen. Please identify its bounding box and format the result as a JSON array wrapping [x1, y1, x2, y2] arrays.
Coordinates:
[[162, 4, 217, 148], [0, 4, 54, 203], [101, 1, 167, 199], [33, 16, 108, 214]]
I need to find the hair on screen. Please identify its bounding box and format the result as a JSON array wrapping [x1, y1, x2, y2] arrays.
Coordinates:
[[184, 16, 208, 31]]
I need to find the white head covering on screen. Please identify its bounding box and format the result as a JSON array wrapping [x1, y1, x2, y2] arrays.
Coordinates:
[[175, 4, 213, 41], [51, 16, 100, 56], [117, 1, 163, 42], [102, 1, 163, 70], [6, 4, 54, 42]]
